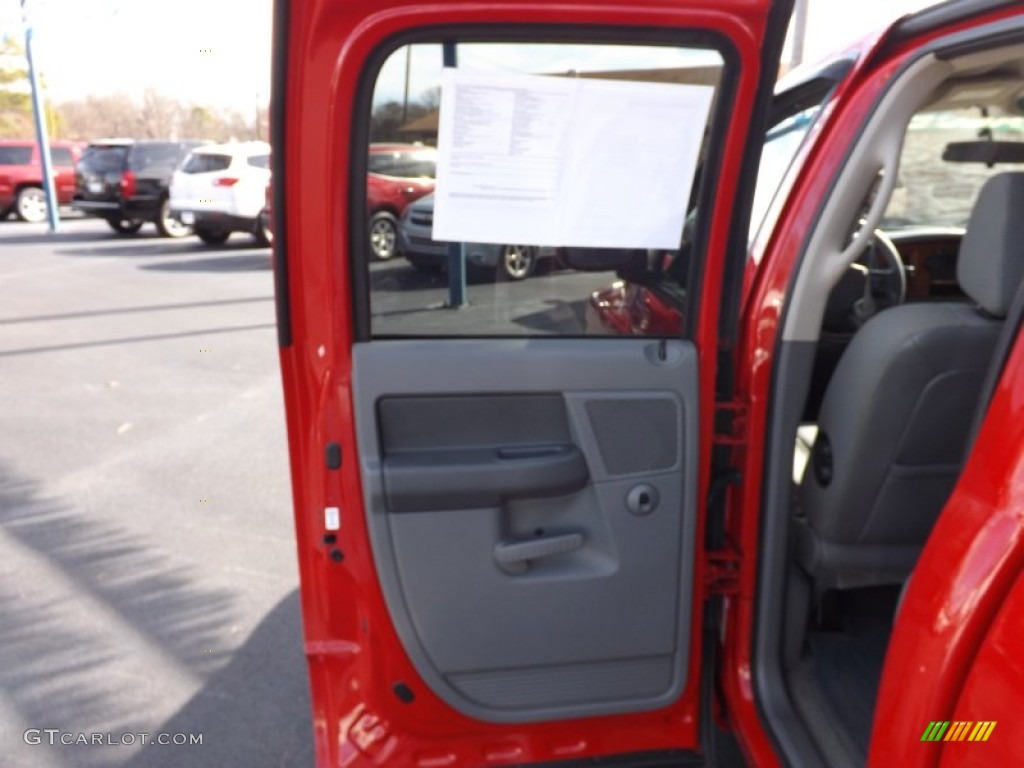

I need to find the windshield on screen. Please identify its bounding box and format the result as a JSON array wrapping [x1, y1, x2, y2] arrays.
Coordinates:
[[882, 110, 1024, 229]]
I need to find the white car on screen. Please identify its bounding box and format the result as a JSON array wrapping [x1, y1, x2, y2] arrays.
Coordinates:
[[169, 141, 272, 246]]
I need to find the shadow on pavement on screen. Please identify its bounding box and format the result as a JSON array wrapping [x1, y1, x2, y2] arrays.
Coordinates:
[[367, 260, 565, 294], [0, 463, 239, 767], [0, 296, 274, 327], [56, 239, 267, 260], [122, 591, 312, 768], [510, 298, 590, 334], [140, 253, 272, 273], [0, 323, 276, 359], [0, 230, 123, 247]]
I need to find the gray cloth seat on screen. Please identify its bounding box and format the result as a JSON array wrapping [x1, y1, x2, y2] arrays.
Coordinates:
[[796, 172, 1024, 591]]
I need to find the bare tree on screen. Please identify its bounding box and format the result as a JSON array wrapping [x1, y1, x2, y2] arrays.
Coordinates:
[[419, 86, 441, 110], [58, 93, 143, 139], [370, 99, 435, 143], [180, 105, 217, 140], [54, 89, 270, 143], [137, 88, 180, 138]]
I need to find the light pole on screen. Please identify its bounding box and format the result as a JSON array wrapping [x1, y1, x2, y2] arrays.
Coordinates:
[[442, 41, 467, 309], [21, 0, 60, 232], [790, 0, 808, 70]]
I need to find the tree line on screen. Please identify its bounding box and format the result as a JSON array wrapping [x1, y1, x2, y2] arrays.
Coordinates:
[[2, 35, 439, 146], [54, 89, 268, 143], [2, 87, 268, 144]]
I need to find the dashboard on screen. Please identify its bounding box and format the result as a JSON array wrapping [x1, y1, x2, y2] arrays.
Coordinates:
[[887, 227, 966, 301]]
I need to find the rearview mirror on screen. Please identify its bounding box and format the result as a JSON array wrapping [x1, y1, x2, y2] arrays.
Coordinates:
[[942, 140, 1024, 167]]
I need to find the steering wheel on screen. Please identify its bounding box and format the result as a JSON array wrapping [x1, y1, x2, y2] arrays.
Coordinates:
[[823, 229, 906, 333], [860, 229, 906, 313]]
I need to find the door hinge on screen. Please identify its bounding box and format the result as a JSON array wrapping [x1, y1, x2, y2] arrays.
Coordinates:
[[713, 399, 748, 447], [705, 547, 742, 596]]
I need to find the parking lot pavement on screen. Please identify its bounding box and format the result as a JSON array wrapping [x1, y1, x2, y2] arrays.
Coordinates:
[[0, 218, 309, 767], [0, 218, 627, 767]]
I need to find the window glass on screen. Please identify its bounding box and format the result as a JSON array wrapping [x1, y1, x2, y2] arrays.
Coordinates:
[[79, 145, 128, 174], [129, 143, 186, 172], [0, 145, 32, 165], [363, 40, 726, 338], [368, 148, 436, 178], [247, 154, 270, 169], [749, 105, 820, 246], [50, 147, 74, 166], [883, 109, 1024, 229], [184, 153, 233, 173]]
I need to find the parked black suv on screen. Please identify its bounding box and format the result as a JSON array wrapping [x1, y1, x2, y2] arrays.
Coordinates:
[[73, 140, 207, 237]]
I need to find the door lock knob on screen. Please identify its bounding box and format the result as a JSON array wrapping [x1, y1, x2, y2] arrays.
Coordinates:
[[626, 484, 659, 516]]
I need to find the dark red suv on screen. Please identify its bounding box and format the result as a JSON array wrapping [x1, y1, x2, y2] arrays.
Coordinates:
[[366, 142, 436, 259], [0, 139, 83, 223]]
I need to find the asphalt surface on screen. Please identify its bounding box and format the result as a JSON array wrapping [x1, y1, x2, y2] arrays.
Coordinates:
[[0, 217, 308, 768], [0, 216, 630, 768]]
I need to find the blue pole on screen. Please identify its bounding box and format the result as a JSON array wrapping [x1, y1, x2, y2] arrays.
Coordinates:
[[442, 41, 467, 308], [22, 0, 60, 233]]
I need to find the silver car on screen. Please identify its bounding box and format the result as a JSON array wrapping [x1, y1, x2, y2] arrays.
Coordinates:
[[397, 194, 560, 281]]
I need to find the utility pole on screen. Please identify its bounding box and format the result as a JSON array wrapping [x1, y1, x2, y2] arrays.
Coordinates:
[[790, 0, 809, 70], [441, 42, 467, 309], [401, 45, 412, 124], [21, 0, 60, 232]]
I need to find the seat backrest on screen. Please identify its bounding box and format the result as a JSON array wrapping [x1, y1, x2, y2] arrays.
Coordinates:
[[797, 172, 1024, 590]]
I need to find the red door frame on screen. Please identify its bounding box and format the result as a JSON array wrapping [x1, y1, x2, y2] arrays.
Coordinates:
[[719, 4, 1024, 765], [273, 0, 789, 765]]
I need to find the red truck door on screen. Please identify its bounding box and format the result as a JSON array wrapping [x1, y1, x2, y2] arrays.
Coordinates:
[[273, 0, 792, 764]]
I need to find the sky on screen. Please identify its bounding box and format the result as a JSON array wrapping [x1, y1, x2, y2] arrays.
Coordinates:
[[0, 0, 935, 111], [1, 0, 273, 108], [784, 0, 935, 63]]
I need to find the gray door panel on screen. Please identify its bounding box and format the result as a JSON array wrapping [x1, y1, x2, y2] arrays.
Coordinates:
[[380, 393, 590, 512], [352, 338, 699, 723]]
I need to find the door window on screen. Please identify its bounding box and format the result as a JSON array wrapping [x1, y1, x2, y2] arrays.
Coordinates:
[[0, 145, 32, 165], [49, 147, 74, 166], [358, 38, 729, 339], [128, 143, 186, 173], [183, 153, 232, 173], [749, 104, 821, 246], [367, 147, 437, 178]]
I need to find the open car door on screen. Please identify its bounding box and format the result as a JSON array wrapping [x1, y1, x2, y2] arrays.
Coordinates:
[[273, 0, 792, 764]]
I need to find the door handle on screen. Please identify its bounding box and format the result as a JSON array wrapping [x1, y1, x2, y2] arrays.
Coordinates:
[[383, 443, 589, 513], [495, 532, 584, 575]]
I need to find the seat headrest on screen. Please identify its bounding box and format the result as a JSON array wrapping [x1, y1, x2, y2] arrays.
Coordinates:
[[957, 172, 1024, 318]]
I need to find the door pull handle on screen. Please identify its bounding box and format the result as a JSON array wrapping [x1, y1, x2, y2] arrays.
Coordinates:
[[494, 532, 584, 575]]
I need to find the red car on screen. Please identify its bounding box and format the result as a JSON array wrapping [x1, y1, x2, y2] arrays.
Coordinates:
[[0, 139, 83, 223], [273, 1, 1024, 766], [366, 142, 436, 260]]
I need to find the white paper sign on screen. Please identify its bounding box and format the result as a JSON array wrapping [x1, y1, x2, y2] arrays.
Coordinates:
[[432, 68, 714, 249]]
